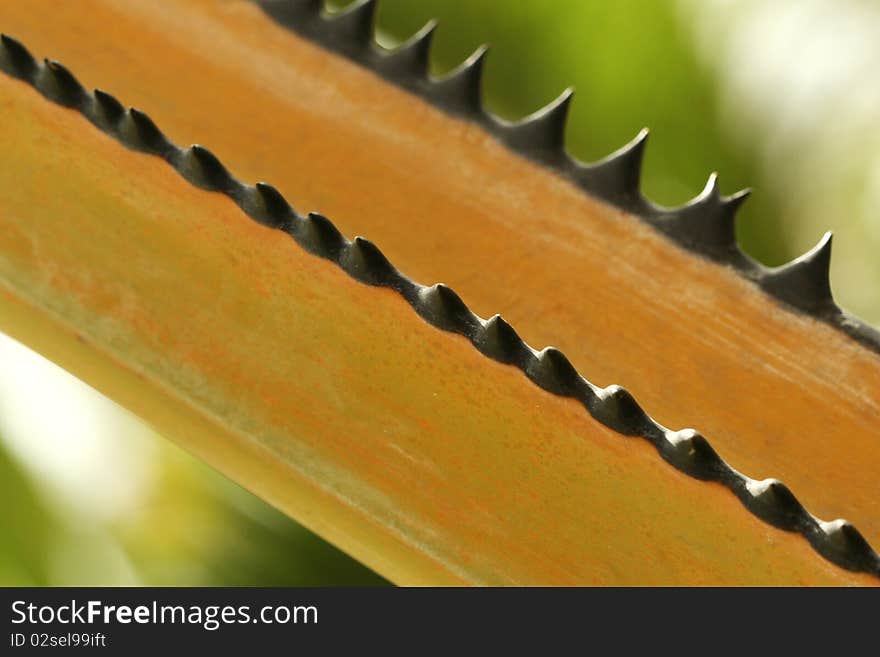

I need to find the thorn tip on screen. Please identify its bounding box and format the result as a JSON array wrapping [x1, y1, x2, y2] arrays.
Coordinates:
[[761, 231, 835, 313]]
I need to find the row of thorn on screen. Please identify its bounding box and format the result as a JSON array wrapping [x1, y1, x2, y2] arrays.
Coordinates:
[[1, 32, 878, 576], [255, 0, 880, 353]]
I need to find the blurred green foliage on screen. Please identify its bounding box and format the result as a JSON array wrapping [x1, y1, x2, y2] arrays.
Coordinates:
[[0, 425, 386, 586], [112, 448, 389, 586], [0, 447, 56, 585]]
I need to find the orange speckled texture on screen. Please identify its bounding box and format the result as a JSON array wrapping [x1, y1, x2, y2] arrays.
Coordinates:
[[0, 72, 875, 584]]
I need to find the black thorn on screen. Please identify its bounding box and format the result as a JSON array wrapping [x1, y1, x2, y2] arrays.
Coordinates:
[[295, 0, 325, 13], [760, 231, 835, 314], [579, 128, 649, 212], [182, 144, 232, 191], [500, 88, 573, 162], [340, 236, 397, 285], [298, 212, 345, 258], [428, 45, 488, 117], [0, 34, 37, 80], [660, 429, 723, 480], [526, 347, 581, 395], [476, 314, 523, 363], [685, 171, 721, 206], [745, 479, 805, 530], [590, 385, 649, 436], [39, 59, 86, 106], [92, 89, 125, 125], [252, 182, 295, 227], [658, 173, 749, 260], [725, 187, 752, 210], [125, 108, 172, 154], [416, 284, 475, 332], [255, 0, 325, 28], [815, 520, 878, 573], [379, 20, 437, 80], [324, 0, 377, 51]]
